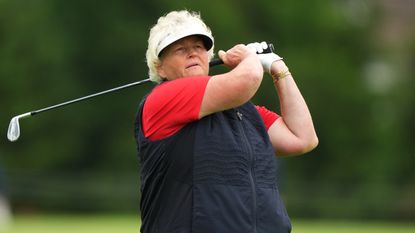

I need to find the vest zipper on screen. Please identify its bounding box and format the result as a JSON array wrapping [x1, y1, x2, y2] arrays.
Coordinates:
[[236, 110, 258, 233]]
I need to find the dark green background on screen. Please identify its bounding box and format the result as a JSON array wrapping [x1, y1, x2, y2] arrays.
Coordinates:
[[1, 0, 414, 220]]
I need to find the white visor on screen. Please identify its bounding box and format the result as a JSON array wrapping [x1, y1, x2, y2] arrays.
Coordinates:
[[156, 27, 213, 57]]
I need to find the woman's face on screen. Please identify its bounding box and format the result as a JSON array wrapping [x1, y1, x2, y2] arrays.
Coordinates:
[[157, 36, 209, 81]]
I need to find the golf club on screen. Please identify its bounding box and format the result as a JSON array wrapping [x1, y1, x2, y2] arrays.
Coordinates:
[[7, 78, 151, 142], [7, 43, 274, 142]]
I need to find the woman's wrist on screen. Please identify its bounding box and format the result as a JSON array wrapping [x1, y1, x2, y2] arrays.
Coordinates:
[[271, 60, 291, 82]]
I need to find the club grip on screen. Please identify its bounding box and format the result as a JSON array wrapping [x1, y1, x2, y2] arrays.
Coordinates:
[[209, 59, 224, 67], [209, 43, 274, 67]]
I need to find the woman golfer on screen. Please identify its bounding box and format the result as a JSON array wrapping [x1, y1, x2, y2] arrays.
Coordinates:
[[135, 10, 318, 233]]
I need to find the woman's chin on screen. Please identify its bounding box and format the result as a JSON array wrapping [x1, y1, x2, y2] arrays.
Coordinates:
[[185, 66, 207, 76]]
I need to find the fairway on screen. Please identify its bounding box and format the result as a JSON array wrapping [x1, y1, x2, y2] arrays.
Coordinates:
[[292, 219, 415, 233], [1, 215, 414, 233], [0, 215, 139, 233]]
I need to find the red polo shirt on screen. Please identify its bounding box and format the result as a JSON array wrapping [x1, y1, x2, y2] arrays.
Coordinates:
[[142, 76, 279, 140]]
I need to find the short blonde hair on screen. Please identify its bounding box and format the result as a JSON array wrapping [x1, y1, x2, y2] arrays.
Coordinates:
[[146, 10, 215, 83]]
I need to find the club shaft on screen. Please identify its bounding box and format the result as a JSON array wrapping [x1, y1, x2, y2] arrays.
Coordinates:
[[31, 78, 151, 115], [26, 43, 275, 116], [29, 59, 224, 116]]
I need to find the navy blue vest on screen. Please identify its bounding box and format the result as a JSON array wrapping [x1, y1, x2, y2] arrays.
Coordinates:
[[135, 98, 291, 233]]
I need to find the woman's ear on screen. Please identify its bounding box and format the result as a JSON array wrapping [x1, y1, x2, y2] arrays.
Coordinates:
[[156, 62, 166, 79]]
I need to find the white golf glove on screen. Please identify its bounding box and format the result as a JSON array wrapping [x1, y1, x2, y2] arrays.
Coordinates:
[[247, 42, 283, 73]]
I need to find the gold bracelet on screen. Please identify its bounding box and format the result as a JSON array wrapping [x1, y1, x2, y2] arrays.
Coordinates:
[[271, 68, 291, 82]]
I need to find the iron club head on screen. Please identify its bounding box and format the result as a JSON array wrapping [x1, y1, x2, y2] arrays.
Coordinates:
[[7, 113, 31, 142]]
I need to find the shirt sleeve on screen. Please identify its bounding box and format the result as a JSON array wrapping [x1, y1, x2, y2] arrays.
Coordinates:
[[142, 76, 211, 140], [255, 105, 280, 130]]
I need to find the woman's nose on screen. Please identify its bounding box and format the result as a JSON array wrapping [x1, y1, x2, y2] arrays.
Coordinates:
[[187, 47, 198, 56]]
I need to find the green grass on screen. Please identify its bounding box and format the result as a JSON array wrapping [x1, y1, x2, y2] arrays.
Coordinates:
[[0, 214, 140, 233], [292, 219, 415, 233], [1, 215, 414, 233]]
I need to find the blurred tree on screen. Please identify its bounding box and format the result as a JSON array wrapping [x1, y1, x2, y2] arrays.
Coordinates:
[[0, 0, 414, 219]]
